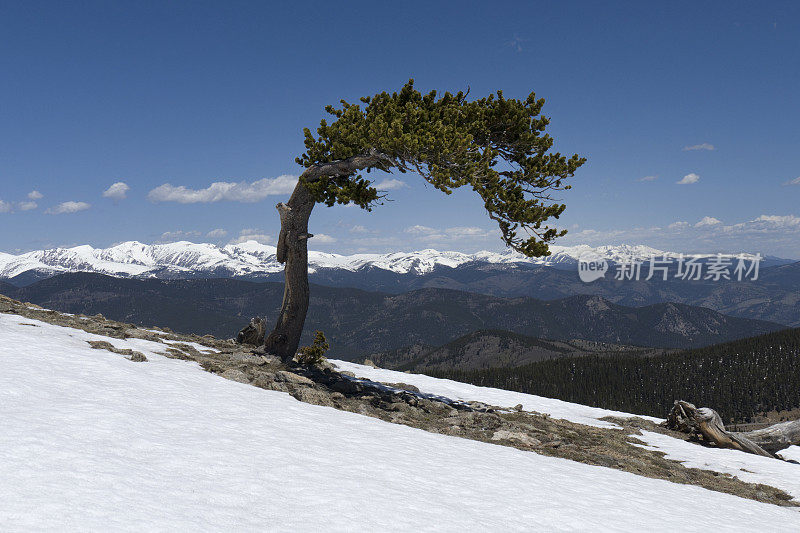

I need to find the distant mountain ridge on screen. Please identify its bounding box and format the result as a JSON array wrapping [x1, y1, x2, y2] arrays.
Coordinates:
[[0, 240, 788, 285], [0, 272, 784, 358]]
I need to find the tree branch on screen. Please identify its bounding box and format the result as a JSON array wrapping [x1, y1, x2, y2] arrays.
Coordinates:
[[301, 148, 396, 182]]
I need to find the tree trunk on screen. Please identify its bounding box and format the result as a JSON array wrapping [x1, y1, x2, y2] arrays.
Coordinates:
[[260, 150, 396, 361], [665, 400, 800, 458], [264, 182, 315, 362], [741, 420, 800, 454]]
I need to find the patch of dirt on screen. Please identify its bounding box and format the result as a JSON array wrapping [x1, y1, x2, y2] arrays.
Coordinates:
[[87, 340, 148, 362]]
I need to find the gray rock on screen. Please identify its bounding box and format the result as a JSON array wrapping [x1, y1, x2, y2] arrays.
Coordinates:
[[275, 371, 314, 386], [491, 430, 541, 447], [251, 372, 276, 389], [291, 387, 335, 407], [220, 369, 250, 383], [331, 379, 364, 395], [130, 352, 148, 362], [228, 351, 260, 363], [384, 382, 421, 393]]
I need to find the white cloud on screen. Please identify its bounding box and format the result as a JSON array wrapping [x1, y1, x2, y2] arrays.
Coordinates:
[[682, 143, 715, 151], [677, 173, 700, 185], [405, 225, 436, 235], [18, 201, 38, 211], [695, 216, 722, 227], [783, 177, 800, 186], [158, 230, 202, 243], [638, 175, 658, 182], [28, 190, 43, 200], [748, 214, 800, 228], [45, 201, 91, 215], [313, 233, 336, 244], [349, 225, 368, 234], [206, 229, 228, 239], [668, 221, 690, 230], [405, 225, 492, 241], [148, 175, 298, 204], [374, 178, 408, 191], [103, 182, 130, 200], [562, 213, 800, 258], [229, 229, 274, 245], [447, 226, 492, 238], [0, 200, 12, 213], [668, 214, 800, 235], [506, 35, 527, 53]]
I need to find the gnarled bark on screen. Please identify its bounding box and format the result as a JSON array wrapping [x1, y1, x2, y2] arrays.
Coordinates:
[[665, 400, 800, 458], [263, 150, 398, 362], [742, 420, 800, 454], [236, 317, 266, 346], [264, 183, 315, 362]]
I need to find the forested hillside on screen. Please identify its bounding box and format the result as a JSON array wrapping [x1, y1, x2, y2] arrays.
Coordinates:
[[368, 330, 671, 371], [431, 327, 800, 423]]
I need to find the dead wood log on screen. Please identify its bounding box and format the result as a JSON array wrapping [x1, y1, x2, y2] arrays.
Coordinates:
[[664, 400, 800, 458], [236, 317, 267, 346]]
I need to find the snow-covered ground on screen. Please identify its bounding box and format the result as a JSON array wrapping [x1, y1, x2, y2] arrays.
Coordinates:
[[331, 360, 662, 428], [635, 431, 800, 500], [2, 314, 799, 531]]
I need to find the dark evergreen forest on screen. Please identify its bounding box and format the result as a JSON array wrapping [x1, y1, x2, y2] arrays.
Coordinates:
[[431, 327, 800, 423]]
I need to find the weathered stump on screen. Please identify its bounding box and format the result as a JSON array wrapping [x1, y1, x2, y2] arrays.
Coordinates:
[[236, 317, 267, 346], [665, 400, 800, 458]]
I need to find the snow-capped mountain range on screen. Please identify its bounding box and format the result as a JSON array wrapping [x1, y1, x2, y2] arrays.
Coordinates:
[[0, 241, 782, 282]]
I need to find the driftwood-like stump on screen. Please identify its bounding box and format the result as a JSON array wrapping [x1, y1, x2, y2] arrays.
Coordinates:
[[236, 317, 267, 346], [665, 400, 800, 458]]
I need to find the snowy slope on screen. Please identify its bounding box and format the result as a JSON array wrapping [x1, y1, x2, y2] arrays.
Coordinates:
[[331, 360, 662, 429], [2, 314, 800, 531], [0, 240, 771, 281], [333, 361, 800, 501]]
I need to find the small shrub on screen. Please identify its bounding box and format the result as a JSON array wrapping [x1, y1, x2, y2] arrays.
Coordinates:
[[297, 331, 329, 365]]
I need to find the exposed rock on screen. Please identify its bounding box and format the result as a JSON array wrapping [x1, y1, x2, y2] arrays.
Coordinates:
[[383, 382, 421, 393], [220, 369, 250, 383], [228, 351, 261, 364], [467, 400, 496, 412], [291, 387, 335, 407], [330, 378, 364, 395], [88, 340, 146, 362], [491, 430, 541, 447], [251, 372, 276, 389], [275, 370, 314, 386]]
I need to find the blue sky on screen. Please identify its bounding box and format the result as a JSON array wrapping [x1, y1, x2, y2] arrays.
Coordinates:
[[1, 1, 799, 257]]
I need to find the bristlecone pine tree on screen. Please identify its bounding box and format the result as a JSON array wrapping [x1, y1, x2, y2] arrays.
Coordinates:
[[264, 80, 586, 361]]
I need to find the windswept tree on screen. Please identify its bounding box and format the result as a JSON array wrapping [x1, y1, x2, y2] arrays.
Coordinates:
[[264, 80, 586, 361]]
